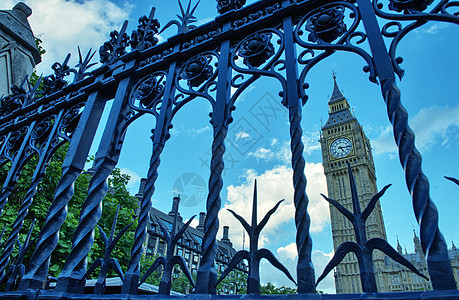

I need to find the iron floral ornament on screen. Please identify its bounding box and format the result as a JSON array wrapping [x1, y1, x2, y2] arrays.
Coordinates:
[[181, 55, 213, 87], [217, 0, 246, 14], [238, 32, 275, 68], [316, 163, 428, 292], [130, 9, 160, 51], [216, 180, 296, 294], [306, 6, 347, 43], [388, 0, 434, 14]]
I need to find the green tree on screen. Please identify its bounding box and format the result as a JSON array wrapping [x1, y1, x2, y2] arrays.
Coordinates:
[[0, 144, 138, 280], [260, 282, 297, 294]]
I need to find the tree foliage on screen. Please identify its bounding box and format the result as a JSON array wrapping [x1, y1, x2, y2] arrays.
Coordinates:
[[0, 144, 138, 279]]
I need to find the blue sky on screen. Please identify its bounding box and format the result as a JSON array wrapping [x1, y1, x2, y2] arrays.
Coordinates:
[[5, 0, 459, 293]]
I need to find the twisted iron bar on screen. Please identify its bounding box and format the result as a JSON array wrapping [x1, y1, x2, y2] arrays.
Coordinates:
[[382, 80, 456, 290], [290, 108, 315, 293], [18, 165, 81, 289], [0, 112, 65, 280], [0, 172, 44, 280], [55, 157, 117, 293], [196, 124, 227, 294], [122, 143, 164, 294]]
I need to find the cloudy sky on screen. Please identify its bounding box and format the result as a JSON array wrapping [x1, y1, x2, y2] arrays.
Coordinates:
[[4, 0, 459, 294]]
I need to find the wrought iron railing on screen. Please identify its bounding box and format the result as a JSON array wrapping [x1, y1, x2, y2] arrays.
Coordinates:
[[0, 0, 457, 298]]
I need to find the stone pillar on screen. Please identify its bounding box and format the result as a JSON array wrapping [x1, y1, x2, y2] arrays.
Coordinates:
[[0, 2, 41, 96]]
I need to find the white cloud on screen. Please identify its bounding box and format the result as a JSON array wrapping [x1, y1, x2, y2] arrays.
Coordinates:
[[118, 168, 141, 194], [248, 139, 290, 164], [302, 131, 321, 155], [312, 250, 335, 294], [186, 217, 200, 229], [187, 126, 211, 136], [218, 164, 329, 249], [22, 0, 132, 75], [423, 22, 449, 35], [259, 243, 336, 293], [371, 104, 459, 156], [234, 131, 251, 140], [248, 133, 321, 164]]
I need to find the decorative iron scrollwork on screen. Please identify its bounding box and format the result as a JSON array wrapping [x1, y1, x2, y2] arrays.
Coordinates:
[[99, 21, 130, 65], [181, 55, 214, 87], [217, 0, 246, 14], [0, 86, 26, 117], [306, 6, 347, 43], [5, 128, 27, 158], [43, 54, 72, 95], [31, 119, 52, 147], [130, 73, 166, 117], [130, 11, 160, 51], [388, 0, 433, 13], [238, 32, 275, 68], [233, 3, 280, 28], [59, 104, 85, 140]]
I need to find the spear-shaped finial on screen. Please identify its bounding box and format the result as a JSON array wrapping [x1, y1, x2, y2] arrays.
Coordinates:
[[218, 180, 296, 294]]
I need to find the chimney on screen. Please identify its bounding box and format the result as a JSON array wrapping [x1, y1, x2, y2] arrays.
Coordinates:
[[135, 178, 147, 199], [169, 196, 182, 223], [134, 178, 147, 217], [197, 212, 206, 231], [221, 226, 232, 247]]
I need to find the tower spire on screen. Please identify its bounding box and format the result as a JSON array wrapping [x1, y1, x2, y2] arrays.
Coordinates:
[[396, 235, 403, 254], [329, 72, 345, 104]]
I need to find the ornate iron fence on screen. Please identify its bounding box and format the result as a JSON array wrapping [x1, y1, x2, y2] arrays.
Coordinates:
[[0, 0, 457, 298]]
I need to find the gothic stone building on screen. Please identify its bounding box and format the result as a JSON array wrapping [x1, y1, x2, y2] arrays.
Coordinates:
[[135, 179, 248, 294], [385, 232, 459, 292], [319, 76, 459, 293]]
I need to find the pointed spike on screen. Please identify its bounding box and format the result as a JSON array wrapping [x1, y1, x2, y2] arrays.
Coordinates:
[[148, 7, 156, 20], [110, 205, 121, 243], [186, 0, 192, 14], [119, 20, 128, 36], [347, 162, 361, 216], [178, 0, 185, 16], [19, 75, 28, 89], [252, 179, 257, 229], [191, 0, 200, 15], [24, 218, 36, 248], [63, 53, 71, 67], [78, 46, 83, 63]]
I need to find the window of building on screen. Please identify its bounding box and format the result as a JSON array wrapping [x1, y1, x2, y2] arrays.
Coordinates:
[[158, 241, 166, 255]]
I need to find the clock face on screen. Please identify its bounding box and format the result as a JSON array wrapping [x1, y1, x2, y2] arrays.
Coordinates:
[[330, 138, 353, 158]]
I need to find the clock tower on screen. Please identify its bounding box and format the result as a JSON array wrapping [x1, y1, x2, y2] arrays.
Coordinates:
[[319, 75, 389, 293]]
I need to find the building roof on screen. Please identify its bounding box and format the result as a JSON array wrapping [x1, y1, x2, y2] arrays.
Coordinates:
[[0, 3, 41, 64], [322, 109, 355, 130], [322, 75, 356, 130], [149, 206, 238, 262], [329, 76, 345, 104]]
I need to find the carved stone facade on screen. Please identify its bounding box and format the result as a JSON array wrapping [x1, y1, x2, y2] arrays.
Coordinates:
[[384, 232, 459, 292], [319, 76, 388, 293], [0, 2, 40, 97]]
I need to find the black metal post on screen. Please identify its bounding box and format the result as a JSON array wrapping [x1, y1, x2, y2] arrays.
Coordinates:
[[19, 75, 108, 290], [282, 0, 316, 293], [55, 75, 135, 293], [196, 18, 232, 294], [356, 0, 456, 290]]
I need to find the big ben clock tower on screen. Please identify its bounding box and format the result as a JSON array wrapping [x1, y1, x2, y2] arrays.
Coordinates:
[[319, 74, 389, 293]]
